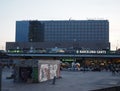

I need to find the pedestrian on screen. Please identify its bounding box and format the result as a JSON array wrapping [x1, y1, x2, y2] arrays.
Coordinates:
[[52, 76, 56, 85], [111, 66, 116, 76]]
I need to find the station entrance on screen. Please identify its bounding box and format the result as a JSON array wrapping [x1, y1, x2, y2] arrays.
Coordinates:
[[61, 58, 120, 71], [19, 67, 33, 82]]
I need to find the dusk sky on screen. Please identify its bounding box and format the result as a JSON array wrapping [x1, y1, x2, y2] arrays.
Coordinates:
[[0, 0, 120, 50]]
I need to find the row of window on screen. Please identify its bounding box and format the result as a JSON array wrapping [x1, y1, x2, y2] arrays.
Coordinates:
[[45, 31, 108, 35], [45, 32, 108, 35], [45, 38, 108, 42], [45, 28, 108, 31], [45, 35, 108, 38], [45, 25, 108, 29], [44, 22, 108, 26], [45, 36, 108, 40]]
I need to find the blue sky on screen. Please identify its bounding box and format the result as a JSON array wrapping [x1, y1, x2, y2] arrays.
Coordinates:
[[0, 0, 120, 50]]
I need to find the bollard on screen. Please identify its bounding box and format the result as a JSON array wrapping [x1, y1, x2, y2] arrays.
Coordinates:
[[52, 76, 56, 85]]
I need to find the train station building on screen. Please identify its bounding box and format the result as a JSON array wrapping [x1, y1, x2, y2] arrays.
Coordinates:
[[6, 20, 110, 53]]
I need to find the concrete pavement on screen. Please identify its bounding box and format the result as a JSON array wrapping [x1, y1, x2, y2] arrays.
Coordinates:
[[1, 68, 120, 91]]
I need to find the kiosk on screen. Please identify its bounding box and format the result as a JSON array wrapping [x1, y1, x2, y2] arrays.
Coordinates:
[[13, 59, 61, 83]]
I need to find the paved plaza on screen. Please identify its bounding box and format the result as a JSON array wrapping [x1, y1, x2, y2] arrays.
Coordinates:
[[1, 69, 120, 91]]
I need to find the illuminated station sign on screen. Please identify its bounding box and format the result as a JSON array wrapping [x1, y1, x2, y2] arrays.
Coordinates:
[[78, 50, 107, 54]]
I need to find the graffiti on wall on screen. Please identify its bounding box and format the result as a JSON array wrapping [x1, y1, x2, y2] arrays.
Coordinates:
[[39, 64, 48, 82], [49, 64, 58, 79], [39, 64, 58, 82]]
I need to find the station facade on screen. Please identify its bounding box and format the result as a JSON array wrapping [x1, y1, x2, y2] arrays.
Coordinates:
[[6, 20, 110, 52]]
